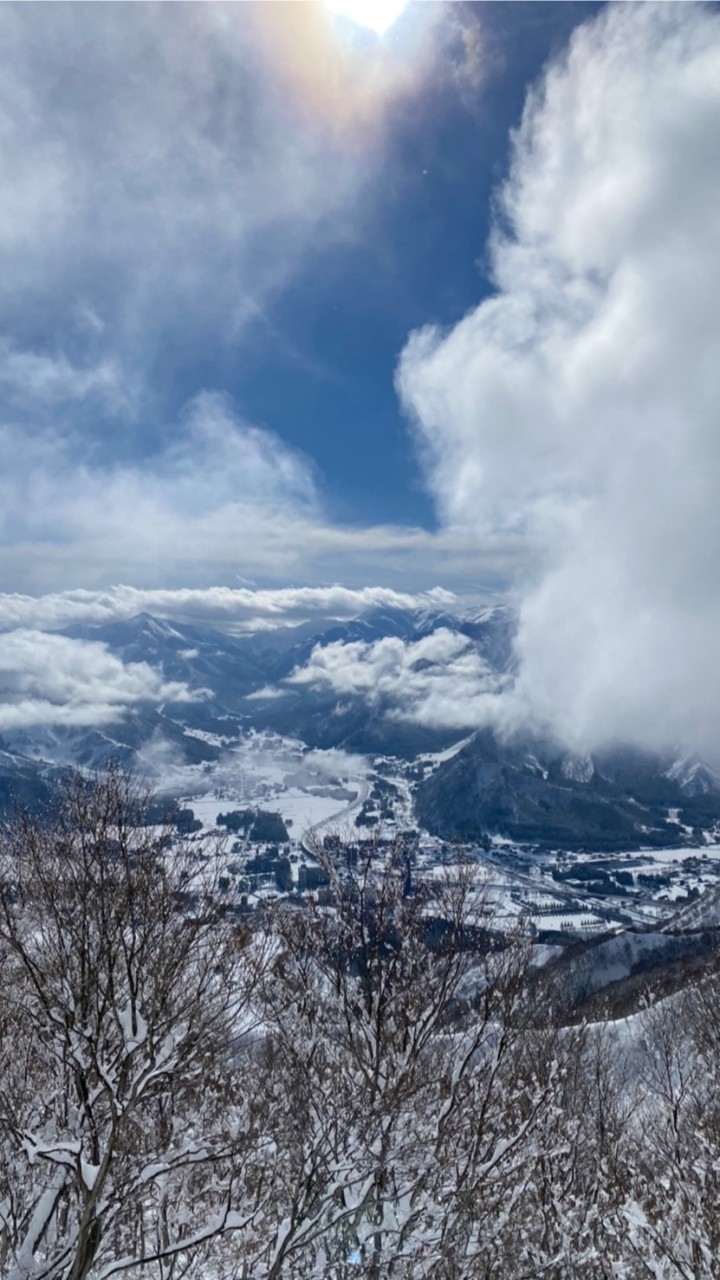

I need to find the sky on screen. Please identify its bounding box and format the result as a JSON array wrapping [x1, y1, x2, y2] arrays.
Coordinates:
[[0, 0, 591, 599], [2, 1, 720, 758]]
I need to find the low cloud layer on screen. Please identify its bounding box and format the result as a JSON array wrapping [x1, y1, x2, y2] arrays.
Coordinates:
[[0, 583, 457, 636], [399, 3, 720, 759], [0, 632, 191, 730], [289, 629, 510, 729], [0, 381, 515, 594]]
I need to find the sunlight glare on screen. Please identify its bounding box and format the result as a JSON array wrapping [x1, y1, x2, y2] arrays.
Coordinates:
[[324, 0, 411, 38]]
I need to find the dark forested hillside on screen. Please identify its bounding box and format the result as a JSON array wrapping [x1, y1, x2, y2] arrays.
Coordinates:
[[415, 728, 720, 849]]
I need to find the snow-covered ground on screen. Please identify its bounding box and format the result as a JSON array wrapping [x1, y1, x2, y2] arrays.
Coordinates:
[[581, 843, 720, 867], [148, 731, 369, 845], [142, 740, 720, 940]]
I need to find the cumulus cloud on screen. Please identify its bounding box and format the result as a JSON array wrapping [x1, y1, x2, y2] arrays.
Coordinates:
[[0, 632, 192, 730], [288, 629, 509, 729], [0, 583, 458, 635], [398, 3, 720, 759]]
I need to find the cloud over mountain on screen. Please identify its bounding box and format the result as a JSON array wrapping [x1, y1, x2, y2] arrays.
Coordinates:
[[288, 628, 509, 729], [0, 584, 457, 635], [0, 632, 191, 730], [399, 3, 720, 759]]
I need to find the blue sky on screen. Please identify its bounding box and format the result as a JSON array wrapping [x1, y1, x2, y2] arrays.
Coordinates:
[[230, 2, 596, 528], [1, 2, 720, 757], [0, 1, 597, 598]]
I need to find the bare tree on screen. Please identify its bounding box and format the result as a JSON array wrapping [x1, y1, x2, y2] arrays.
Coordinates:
[[237, 835, 556, 1279], [611, 984, 720, 1280], [0, 765, 267, 1280], [9, 775, 712, 1280]]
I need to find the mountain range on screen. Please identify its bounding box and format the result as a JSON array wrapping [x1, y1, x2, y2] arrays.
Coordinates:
[[1, 606, 719, 848], [47, 604, 516, 759]]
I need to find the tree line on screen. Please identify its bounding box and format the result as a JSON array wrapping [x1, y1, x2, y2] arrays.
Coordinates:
[[0, 766, 718, 1279]]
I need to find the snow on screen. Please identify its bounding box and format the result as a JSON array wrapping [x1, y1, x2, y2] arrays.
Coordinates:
[[418, 733, 477, 768], [14, 1174, 68, 1271], [81, 1158, 100, 1190], [117, 1004, 148, 1052], [141, 731, 371, 846], [560, 752, 594, 783], [655, 884, 689, 902], [272, 790, 352, 834], [530, 912, 605, 933], [184, 796, 234, 827], [623, 842, 720, 866], [530, 943, 565, 968]]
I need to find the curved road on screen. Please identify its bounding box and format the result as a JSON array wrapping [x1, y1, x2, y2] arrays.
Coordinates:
[[300, 778, 371, 857]]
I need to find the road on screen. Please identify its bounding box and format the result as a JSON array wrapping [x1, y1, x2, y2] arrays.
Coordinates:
[[473, 846, 649, 924], [300, 778, 371, 857]]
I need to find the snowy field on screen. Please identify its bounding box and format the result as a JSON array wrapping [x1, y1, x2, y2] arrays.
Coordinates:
[[151, 732, 370, 844], [184, 788, 360, 844], [572, 843, 720, 867]]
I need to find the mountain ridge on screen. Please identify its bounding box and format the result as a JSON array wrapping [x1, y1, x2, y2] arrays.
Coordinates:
[[414, 728, 720, 851], [2, 607, 719, 849]]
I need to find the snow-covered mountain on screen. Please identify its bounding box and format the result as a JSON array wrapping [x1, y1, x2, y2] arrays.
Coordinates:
[[33, 605, 517, 760], [414, 729, 720, 850], [2, 605, 720, 847]]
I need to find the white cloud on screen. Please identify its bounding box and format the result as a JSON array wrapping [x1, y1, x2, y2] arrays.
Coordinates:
[[0, 632, 191, 730], [0, 359, 518, 595], [0, 6, 366, 342], [0, 583, 458, 635], [398, 3, 720, 759], [0, 342, 125, 411], [0, 4, 508, 599], [0, 391, 324, 589], [288, 628, 510, 729], [0, 2, 450, 366]]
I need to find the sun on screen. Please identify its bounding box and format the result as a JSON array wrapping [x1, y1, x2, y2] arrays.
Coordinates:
[[324, 0, 411, 38]]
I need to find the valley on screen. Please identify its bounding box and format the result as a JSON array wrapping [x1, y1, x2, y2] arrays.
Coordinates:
[[3, 603, 720, 1018]]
